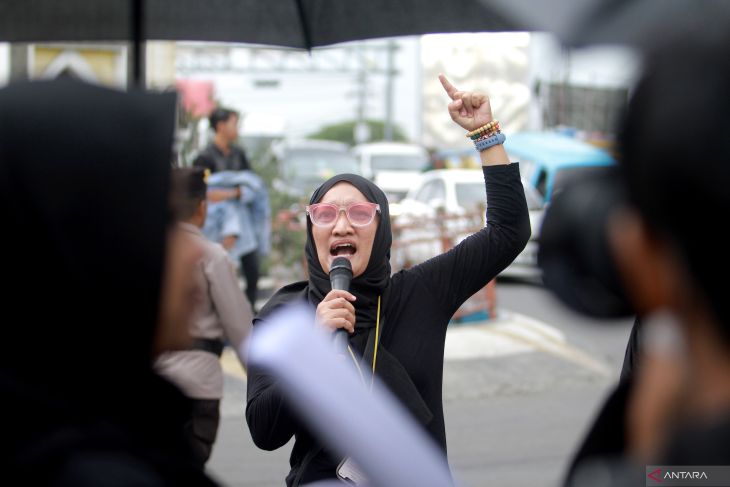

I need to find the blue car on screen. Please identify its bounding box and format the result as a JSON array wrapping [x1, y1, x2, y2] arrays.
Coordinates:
[[428, 133, 615, 281], [504, 132, 616, 203]]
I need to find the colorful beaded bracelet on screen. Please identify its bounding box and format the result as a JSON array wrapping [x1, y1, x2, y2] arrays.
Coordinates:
[[466, 120, 499, 138], [474, 129, 501, 142], [470, 122, 501, 140], [466, 123, 495, 138], [466, 123, 497, 138]]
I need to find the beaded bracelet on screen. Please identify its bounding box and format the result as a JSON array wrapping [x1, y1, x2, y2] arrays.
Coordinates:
[[466, 120, 499, 138], [474, 130, 500, 143], [470, 122, 501, 140], [474, 132, 506, 152], [466, 123, 497, 139]]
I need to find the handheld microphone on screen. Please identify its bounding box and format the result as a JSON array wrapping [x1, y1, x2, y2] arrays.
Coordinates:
[[329, 257, 353, 352]]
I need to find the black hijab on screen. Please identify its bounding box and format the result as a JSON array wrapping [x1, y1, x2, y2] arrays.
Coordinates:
[[305, 173, 392, 329], [0, 78, 195, 429], [260, 174, 392, 332], [0, 79, 217, 484], [0, 80, 175, 386]]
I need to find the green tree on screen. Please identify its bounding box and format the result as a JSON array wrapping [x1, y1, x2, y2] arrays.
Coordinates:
[[308, 119, 408, 146], [247, 139, 307, 278]]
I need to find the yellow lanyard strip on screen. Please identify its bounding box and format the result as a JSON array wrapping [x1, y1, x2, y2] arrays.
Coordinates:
[[373, 295, 380, 375], [346, 295, 381, 389]]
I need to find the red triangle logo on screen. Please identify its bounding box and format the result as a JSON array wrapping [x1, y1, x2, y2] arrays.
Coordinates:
[[648, 468, 663, 482]]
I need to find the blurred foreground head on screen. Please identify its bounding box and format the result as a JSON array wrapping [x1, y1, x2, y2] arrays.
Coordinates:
[[612, 36, 730, 344], [0, 80, 177, 388], [540, 35, 730, 337]]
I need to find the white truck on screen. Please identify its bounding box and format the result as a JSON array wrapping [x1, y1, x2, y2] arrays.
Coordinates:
[[352, 142, 429, 203]]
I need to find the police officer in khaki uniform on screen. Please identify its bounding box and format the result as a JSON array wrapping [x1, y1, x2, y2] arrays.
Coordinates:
[[156, 167, 253, 467]]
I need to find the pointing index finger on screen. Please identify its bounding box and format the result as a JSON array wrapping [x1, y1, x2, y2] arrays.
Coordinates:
[[439, 74, 459, 100]]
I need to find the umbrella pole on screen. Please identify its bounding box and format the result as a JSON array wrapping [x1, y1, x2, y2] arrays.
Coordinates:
[[130, 0, 145, 88], [294, 0, 313, 50]]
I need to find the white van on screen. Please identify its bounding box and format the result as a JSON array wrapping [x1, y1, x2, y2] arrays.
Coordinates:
[[267, 139, 361, 199], [352, 142, 429, 202]]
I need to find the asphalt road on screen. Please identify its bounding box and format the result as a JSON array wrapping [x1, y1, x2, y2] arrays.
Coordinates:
[[208, 280, 635, 487]]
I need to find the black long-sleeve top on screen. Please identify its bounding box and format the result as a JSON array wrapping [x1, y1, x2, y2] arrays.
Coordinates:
[[246, 163, 530, 486]]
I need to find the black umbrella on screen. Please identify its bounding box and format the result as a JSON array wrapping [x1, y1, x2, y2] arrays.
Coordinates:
[[491, 0, 730, 48], [1, 0, 524, 86], [569, 0, 730, 48]]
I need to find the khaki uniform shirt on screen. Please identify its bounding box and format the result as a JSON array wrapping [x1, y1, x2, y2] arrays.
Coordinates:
[[155, 223, 252, 399]]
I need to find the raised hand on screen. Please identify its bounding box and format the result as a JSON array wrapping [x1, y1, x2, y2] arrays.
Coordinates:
[[439, 74, 493, 132]]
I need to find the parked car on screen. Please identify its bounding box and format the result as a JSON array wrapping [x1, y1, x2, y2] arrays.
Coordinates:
[[504, 132, 616, 202], [394, 169, 544, 279], [433, 132, 615, 204], [268, 139, 361, 199], [352, 142, 429, 202]]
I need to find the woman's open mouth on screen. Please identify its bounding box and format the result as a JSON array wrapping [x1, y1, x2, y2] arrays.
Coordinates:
[[330, 242, 357, 257]]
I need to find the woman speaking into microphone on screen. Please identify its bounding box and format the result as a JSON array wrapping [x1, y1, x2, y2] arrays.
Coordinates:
[[246, 75, 531, 486]]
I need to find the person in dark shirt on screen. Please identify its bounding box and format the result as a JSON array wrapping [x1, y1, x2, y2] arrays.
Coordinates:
[[194, 107, 261, 309], [245, 75, 531, 486], [194, 108, 251, 174]]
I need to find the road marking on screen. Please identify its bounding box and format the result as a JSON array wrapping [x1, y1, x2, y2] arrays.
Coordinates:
[[444, 326, 534, 360], [221, 347, 247, 380], [446, 310, 613, 377], [224, 310, 613, 380]]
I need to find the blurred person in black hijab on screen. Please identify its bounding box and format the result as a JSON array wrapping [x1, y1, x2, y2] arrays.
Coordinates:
[[246, 75, 531, 486], [566, 34, 730, 485], [0, 80, 217, 486]]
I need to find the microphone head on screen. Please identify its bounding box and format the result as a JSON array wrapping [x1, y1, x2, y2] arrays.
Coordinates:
[[329, 257, 353, 292], [329, 257, 352, 277]]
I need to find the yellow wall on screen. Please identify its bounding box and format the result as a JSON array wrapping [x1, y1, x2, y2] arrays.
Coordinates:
[[32, 42, 176, 89], [33, 46, 125, 86]]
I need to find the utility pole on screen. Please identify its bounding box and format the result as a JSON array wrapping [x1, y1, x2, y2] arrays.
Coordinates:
[[383, 40, 397, 141], [354, 45, 370, 144]]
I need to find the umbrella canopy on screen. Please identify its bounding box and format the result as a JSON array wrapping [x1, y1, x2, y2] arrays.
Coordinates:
[[0, 0, 526, 85], [0, 0, 520, 48], [7, 0, 727, 86], [490, 0, 730, 48], [5, 0, 729, 50]]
